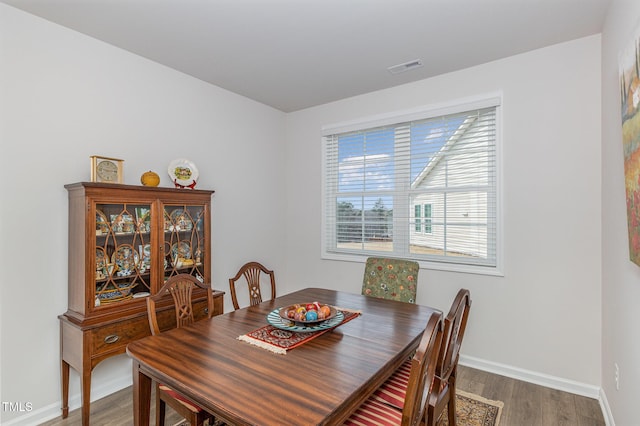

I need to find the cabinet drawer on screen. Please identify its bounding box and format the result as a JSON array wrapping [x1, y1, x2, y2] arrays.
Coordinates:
[[92, 316, 151, 356], [90, 295, 221, 356]]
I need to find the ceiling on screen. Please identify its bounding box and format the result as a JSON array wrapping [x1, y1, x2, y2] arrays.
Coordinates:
[[3, 0, 611, 112]]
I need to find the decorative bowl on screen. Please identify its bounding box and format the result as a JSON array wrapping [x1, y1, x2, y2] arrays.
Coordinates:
[[278, 303, 337, 327]]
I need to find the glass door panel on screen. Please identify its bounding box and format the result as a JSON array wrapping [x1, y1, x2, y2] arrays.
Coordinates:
[[94, 203, 152, 307], [163, 204, 206, 283]]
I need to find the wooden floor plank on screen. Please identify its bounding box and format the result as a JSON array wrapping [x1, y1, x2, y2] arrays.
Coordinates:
[[456, 365, 605, 426], [457, 364, 489, 395], [474, 367, 515, 404], [575, 393, 604, 421], [502, 379, 543, 426], [540, 386, 577, 425]]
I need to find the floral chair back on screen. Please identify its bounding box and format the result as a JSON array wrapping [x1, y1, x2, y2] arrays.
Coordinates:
[[361, 257, 419, 303]]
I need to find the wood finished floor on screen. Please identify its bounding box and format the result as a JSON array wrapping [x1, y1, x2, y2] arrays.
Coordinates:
[[39, 365, 605, 426]]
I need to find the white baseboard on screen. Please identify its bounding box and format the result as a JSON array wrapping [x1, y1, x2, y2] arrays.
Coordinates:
[[599, 387, 616, 426], [460, 354, 615, 426], [2, 374, 132, 426]]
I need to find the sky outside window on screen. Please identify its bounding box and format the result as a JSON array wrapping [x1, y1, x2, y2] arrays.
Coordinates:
[[337, 117, 466, 207]]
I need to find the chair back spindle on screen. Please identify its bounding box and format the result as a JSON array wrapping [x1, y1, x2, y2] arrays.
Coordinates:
[[229, 261, 276, 310], [436, 289, 471, 384], [147, 273, 214, 336], [169, 280, 195, 328]]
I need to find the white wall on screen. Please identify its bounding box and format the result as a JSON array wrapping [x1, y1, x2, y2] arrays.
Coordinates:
[[285, 35, 602, 391], [601, 1, 640, 425], [0, 2, 612, 425], [0, 4, 286, 424]]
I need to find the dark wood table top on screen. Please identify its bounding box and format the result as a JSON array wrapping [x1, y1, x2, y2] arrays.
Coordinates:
[[127, 287, 439, 425]]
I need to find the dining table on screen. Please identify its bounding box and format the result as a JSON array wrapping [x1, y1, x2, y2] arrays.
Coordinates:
[[126, 287, 440, 425]]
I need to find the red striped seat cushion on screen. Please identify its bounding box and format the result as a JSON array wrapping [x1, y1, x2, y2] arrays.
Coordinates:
[[372, 358, 412, 410], [343, 396, 403, 426], [159, 384, 203, 413]]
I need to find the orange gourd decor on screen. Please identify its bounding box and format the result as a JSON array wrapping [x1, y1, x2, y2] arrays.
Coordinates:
[[141, 170, 160, 187]]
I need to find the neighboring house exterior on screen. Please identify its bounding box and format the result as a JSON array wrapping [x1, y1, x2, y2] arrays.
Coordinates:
[[409, 112, 494, 260]]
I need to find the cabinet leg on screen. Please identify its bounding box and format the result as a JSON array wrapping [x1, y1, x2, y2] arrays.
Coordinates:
[[61, 360, 69, 418], [80, 366, 92, 426]]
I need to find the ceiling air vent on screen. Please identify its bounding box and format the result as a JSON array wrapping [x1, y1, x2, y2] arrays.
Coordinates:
[[387, 59, 424, 75]]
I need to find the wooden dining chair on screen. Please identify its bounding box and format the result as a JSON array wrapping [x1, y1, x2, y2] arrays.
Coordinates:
[[343, 311, 443, 426], [361, 257, 419, 303], [146, 274, 215, 426], [228, 261, 276, 310], [371, 289, 472, 426], [426, 288, 472, 426]]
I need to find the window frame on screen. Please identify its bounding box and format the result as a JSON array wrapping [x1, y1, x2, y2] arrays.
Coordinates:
[[321, 94, 503, 276]]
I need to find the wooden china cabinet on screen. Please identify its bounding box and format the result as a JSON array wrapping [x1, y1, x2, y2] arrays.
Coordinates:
[[59, 182, 224, 426]]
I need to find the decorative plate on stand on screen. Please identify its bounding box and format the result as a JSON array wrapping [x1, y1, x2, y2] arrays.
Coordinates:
[[168, 159, 198, 189]]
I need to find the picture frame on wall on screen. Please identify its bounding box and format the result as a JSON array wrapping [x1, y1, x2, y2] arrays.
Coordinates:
[[619, 22, 640, 266]]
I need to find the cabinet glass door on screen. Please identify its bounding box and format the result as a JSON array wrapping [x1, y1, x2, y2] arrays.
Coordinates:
[[94, 203, 152, 307], [163, 204, 206, 283]]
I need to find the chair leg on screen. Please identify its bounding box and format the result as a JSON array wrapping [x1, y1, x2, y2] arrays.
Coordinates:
[[193, 410, 212, 426], [425, 405, 434, 426], [426, 393, 438, 426], [156, 388, 166, 426], [448, 377, 457, 426]]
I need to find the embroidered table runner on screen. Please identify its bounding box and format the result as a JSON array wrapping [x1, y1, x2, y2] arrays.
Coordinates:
[[238, 308, 361, 354]]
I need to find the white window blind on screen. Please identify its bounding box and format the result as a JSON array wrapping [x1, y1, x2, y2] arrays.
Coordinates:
[[323, 98, 500, 271]]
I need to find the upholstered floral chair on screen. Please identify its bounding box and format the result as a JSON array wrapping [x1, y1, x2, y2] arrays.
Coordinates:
[[361, 257, 419, 303]]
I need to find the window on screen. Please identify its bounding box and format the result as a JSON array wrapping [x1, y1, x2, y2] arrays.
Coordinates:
[[424, 203, 432, 234], [322, 96, 501, 273]]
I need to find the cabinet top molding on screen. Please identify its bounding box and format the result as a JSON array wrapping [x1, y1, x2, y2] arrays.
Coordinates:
[[65, 181, 215, 195]]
